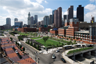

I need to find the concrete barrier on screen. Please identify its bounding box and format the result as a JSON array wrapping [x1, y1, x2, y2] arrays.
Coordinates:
[[62, 52, 79, 64]]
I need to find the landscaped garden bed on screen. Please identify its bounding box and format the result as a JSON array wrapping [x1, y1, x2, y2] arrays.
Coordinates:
[[67, 47, 94, 54]]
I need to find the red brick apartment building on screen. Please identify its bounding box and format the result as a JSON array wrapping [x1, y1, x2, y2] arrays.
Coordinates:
[[58, 18, 79, 37], [18, 27, 37, 32], [50, 29, 58, 35], [58, 18, 96, 43]]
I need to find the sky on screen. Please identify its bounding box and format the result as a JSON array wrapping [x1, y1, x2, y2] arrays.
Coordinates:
[[0, 0, 96, 26]]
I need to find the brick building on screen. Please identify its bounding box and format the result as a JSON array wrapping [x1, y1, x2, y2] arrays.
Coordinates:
[[18, 27, 37, 32], [50, 29, 58, 35], [58, 18, 79, 37], [39, 26, 51, 32], [66, 18, 79, 37]]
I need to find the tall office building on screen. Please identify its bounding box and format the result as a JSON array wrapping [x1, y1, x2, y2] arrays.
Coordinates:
[[52, 10, 56, 24], [77, 5, 84, 21], [34, 15, 38, 24], [14, 18, 18, 21], [49, 15, 52, 24], [68, 6, 73, 20], [43, 16, 49, 27], [64, 15, 67, 21], [54, 7, 62, 28], [58, 7, 62, 28], [54, 10, 58, 28], [15, 21, 23, 29], [28, 12, 31, 25], [6, 18, 11, 26], [30, 16, 34, 24]]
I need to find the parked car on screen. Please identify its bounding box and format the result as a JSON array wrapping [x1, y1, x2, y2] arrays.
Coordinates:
[[56, 49, 60, 53], [52, 54, 56, 59], [61, 58, 66, 63]]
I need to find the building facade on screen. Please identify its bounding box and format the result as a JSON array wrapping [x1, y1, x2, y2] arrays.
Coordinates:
[[77, 5, 84, 22], [54, 7, 62, 28], [14, 18, 18, 21], [6, 18, 11, 26], [34, 15, 38, 24], [52, 10, 56, 24], [68, 6, 73, 20], [15, 21, 23, 29], [28, 12, 31, 25], [30, 16, 34, 24], [64, 15, 67, 21], [58, 7, 62, 28], [43, 16, 49, 27], [49, 15, 52, 24], [18, 27, 36, 32], [54, 10, 58, 28]]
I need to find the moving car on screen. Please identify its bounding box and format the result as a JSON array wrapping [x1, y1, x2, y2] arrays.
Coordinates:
[[52, 54, 56, 59], [61, 58, 66, 63]]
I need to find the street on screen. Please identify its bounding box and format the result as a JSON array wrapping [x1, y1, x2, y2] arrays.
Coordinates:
[[5, 32, 69, 64]]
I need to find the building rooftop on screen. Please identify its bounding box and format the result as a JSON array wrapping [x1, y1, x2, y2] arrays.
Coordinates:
[[75, 30, 89, 34], [0, 37, 36, 64]]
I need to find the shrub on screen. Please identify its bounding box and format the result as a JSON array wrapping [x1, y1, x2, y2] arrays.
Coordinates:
[[23, 47, 25, 51]]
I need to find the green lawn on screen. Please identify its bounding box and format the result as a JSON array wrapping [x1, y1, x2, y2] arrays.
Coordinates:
[[31, 37, 41, 39], [35, 38, 63, 47], [19, 33, 29, 36]]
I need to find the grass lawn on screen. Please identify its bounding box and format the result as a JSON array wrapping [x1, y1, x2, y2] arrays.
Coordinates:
[[19, 32, 29, 36], [31, 37, 41, 39], [35, 38, 63, 47]]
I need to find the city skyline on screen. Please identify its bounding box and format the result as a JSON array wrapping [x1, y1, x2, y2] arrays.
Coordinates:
[[0, 0, 96, 25]]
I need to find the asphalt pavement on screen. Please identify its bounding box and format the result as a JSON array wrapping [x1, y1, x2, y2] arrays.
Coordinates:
[[5, 32, 70, 64]]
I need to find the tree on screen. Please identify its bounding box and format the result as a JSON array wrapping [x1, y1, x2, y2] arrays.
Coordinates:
[[27, 40, 29, 44], [23, 47, 25, 51], [16, 41, 17, 45], [43, 36, 49, 43], [10, 37, 13, 41], [67, 41, 72, 45], [20, 45, 22, 48]]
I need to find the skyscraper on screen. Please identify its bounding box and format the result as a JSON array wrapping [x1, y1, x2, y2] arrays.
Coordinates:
[[43, 16, 49, 27], [6, 18, 11, 26], [58, 7, 62, 28], [54, 10, 58, 28], [49, 15, 52, 24], [15, 21, 23, 28], [54, 7, 62, 28], [64, 15, 67, 21], [30, 16, 34, 24], [14, 18, 18, 21], [34, 15, 38, 24], [28, 12, 31, 25], [52, 10, 56, 24], [77, 5, 84, 21], [68, 6, 73, 20]]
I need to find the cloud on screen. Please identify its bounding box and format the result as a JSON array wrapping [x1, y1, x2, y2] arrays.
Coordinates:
[[63, 10, 76, 17], [85, 4, 96, 11], [0, 0, 52, 25], [45, 1, 48, 3], [90, 0, 96, 2], [36, 0, 43, 4], [84, 4, 96, 22]]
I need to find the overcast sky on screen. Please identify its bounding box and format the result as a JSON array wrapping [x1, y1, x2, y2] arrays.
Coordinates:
[[0, 0, 96, 26]]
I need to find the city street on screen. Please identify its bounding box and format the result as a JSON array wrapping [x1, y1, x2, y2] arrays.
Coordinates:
[[5, 32, 69, 64]]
